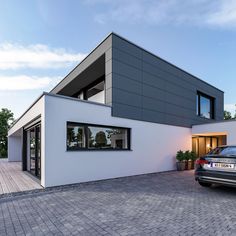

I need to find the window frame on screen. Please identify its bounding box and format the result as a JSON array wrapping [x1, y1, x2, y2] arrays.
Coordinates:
[[66, 121, 131, 151], [73, 76, 105, 102], [196, 91, 215, 119]]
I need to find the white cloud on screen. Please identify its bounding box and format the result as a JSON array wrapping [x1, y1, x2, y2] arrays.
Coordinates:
[[0, 75, 61, 90], [224, 104, 236, 114], [87, 0, 236, 28], [0, 43, 87, 70], [206, 0, 236, 27]]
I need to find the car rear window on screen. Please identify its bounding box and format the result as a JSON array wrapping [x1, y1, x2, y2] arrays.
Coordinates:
[[209, 147, 236, 156]]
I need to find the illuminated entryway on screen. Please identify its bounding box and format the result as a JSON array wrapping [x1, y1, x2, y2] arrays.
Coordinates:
[[192, 135, 227, 157]]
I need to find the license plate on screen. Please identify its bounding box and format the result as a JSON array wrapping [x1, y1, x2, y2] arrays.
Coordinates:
[[212, 163, 235, 169]]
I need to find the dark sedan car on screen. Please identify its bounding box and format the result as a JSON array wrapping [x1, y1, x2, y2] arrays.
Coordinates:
[[195, 145, 236, 187]]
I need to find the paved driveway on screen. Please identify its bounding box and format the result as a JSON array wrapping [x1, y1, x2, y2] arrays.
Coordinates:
[[1, 170, 236, 236]]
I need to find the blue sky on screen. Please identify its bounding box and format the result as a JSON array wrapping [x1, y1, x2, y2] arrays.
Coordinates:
[[1, 0, 236, 118]]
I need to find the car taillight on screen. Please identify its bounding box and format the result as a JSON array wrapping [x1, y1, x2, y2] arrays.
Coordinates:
[[195, 159, 209, 165]]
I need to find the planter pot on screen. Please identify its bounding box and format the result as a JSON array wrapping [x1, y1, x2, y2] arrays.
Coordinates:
[[191, 160, 195, 169], [176, 161, 185, 171], [185, 160, 192, 170], [187, 160, 192, 170]]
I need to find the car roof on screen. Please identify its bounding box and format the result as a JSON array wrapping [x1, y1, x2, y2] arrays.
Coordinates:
[[216, 145, 236, 148]]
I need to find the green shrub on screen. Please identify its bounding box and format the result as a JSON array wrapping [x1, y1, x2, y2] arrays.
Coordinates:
[[184, 150, 191, 161], [176, 150, 185, 162], [190, 151, 197, 161], [176, 150, 198, 162]]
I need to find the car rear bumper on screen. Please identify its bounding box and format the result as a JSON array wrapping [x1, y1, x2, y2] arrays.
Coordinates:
[[195, 170, 236, 186]]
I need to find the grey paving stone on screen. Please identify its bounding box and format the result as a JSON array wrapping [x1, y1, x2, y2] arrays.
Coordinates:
[[0, 170, 236, 235]]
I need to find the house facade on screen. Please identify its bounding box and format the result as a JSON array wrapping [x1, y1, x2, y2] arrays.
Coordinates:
[[8, 33, 231, 188]]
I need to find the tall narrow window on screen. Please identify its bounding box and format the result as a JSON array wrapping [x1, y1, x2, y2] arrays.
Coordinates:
[[196, 92, 214, 119]]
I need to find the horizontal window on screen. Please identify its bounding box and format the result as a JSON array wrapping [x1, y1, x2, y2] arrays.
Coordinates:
[[67, 122, 131, 151]]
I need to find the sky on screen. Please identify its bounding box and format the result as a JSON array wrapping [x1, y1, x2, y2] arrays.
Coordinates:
[[0, 0, 236, 118]]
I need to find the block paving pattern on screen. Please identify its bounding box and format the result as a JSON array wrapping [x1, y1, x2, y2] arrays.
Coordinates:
[[0, 170, 236, 235]]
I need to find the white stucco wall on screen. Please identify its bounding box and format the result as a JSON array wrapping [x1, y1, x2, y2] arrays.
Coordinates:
[[8, 96, 45, 136], [8, 135, 22, 162], [8, 95, 46, 187], [192, 121, 236, 145], [44, 94, 192, 187]]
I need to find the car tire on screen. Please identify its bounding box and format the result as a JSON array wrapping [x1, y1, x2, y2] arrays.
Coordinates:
[[198, 181, 212, 187]]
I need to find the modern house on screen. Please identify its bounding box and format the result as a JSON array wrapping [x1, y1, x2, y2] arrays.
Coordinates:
[[8, 33, 234, 188]]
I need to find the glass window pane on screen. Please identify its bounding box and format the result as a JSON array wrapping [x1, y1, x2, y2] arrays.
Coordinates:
[[88, 126, 128, 149], [67, 124, 86, 149], [200, 95, 211, 119], [210, 146, 236, 156], [67, 123, 130, 151], [30, 129, 35, 158], [196, 95, 199, 115], [77, 91, 84, 100]]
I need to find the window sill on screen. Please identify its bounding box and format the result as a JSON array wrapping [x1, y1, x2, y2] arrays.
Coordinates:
[[197, 116, 215, 120]]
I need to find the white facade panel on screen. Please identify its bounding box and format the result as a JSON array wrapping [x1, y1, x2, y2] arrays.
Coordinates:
[[8, 135, 22, 162], [8, 96, 44, 136], [44, 94, 191, 187]]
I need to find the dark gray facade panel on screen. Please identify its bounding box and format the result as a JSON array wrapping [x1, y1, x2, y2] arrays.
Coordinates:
[[112, 88, 142, 109], [142, 84, 166, 101], [164, 103, 196, 120], [142, 71, 167, 91], [164, 94, 196, 111], [142, 97, 166, 113], [142, 109, 166, 124], [142, 71, 196, 104], [112, 59, 142, 82], [111, 34, 224, 127], [142, 97, 195, 121], [164, 82, 196, 101], [142, 62, 196, 91], [164, 113, 193, 127], [112, 47, 142, 69], [112, 73, 142, 95], [143, 50, 223, 96], [112, 103, 142, 120], [112, 35, 142, 59]]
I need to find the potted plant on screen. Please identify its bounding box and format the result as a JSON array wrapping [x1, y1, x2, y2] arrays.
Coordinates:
[[176, 150, 185, 171], [190, 151, 197, 169], [184, 151, 192, 170]]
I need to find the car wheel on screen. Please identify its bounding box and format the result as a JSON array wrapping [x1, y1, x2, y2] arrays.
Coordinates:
[[198, 181, 212, 187]]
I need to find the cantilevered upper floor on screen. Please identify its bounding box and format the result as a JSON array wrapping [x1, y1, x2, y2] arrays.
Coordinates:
[[51, 32, 224, 128]]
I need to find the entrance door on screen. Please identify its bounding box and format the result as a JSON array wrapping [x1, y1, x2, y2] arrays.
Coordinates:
[[29, 124, 41, 178], [192, 135, 227, 157]]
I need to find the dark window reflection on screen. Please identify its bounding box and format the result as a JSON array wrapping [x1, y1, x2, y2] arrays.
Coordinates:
[[67, 125, 86, 149], [88, 126, 128, 149], [196, 92, 214, 119], [67, 123, 130, 151]]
